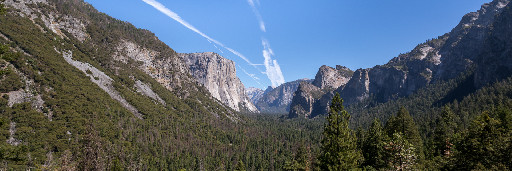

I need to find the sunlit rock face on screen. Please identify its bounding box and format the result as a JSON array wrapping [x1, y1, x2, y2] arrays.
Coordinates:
[[180, 52, 258, 113], [289, 0, 512, 118]]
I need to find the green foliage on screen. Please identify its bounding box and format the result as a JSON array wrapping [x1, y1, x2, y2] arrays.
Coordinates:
[[284, 145, 312, 171], [347, 72, 512, 169], [234, 160, 246, 171], [0, 67, 24, 93], [361, 118, 387, 169], [0, 44, 8, 54], [432, 106, 457, 157], [318, 93, 361, 170], [450, 110, 512, 170], [1, 0, 512, 170], [383, 133, 417, 170], [0, 2, 328, 169], [0, 3, 6, 15], [384, 107, 423, 158]]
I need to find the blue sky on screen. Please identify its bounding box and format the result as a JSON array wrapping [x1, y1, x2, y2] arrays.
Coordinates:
[[84, 0, 488, 89]]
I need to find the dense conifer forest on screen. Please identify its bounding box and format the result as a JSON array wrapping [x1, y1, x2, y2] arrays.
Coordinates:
[[0, 0, 511, 170]]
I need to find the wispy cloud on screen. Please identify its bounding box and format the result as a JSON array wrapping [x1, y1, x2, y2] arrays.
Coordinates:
[[144, 0, 285, 87], [247, 0, 286, 87], [238, 66, 262, 86], [142, 0, 255, 66], [247, 0, 266, 32], [207, 39, 224, 54], [262, 39, 285, 87]]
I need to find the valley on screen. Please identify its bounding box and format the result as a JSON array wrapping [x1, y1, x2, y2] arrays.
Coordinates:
[[0, 0, 511, 170]]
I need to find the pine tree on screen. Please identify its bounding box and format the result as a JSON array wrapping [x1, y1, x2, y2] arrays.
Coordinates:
[[284, 145, 310, 171], [384, 107, 423, 160], [452, 111, 508, 170], [234, 160, 246, 171], [318, 93, 361, 170], [384, 133, 417, 170], [362, 118, 387, 169], [433, 106, 457, 157]]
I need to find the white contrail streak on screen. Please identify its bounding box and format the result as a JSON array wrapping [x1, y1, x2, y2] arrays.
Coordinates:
[[262, 39, 285, 87], [238, 66, 262, 86], [143, 0, 283, 87], [207, 39, 224, 54], [247, 0, 266, 32], [247, 0, 286, 87], [142, 0, 255, 66]]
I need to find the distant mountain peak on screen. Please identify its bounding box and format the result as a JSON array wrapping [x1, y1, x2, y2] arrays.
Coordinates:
[[289, 0, 512, 118]]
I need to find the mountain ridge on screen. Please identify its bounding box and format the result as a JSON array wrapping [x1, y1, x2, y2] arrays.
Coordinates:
[[252, 78, 312, 114], [289, 0, 512, 118]]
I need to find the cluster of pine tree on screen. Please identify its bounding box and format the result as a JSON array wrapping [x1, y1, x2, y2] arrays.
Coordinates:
[[284, 93, 512, 170]]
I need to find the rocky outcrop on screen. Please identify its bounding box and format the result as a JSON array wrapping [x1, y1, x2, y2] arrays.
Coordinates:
[[4, 0, 90, 42], [5, 0, 242, 120], [475, 0, 512, 87], [134, 80, 166, 106], [6, 122, 21, 146], [436, 0, 510, 81], [62, 50, 143, 119], [254, 79, 311, 114], [180, 52, 258, 113], [288, 82, 324, 118], [338, 69, 371, 105], [246, 87, 264, 104], [312, 65, 353, 90], [114, 40, 194, 97], [289, 0, 512, 118], [288, 66, 353, 118]]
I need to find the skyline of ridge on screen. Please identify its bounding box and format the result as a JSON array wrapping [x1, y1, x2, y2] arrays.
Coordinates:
[[84, 0, 487, 89]]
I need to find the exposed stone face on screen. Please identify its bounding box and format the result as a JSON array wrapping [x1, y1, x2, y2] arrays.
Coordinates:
[[4, 0, 90, 42], [288, 66, 353, 118], [246, 87, 264, 104], [288, 82, 322, 118], [289, 0, 512, 118], [180, 52, 258, 113], [339, 68, 371, 105], [475, 0, 512, 87], [254, 79, 311, 114], [310, 92, 335, 118], [134, 80, 166, 106], [2, 0, 244, 124], [436, 0, 510, 80], [312, 65, 353, 90], [62, 50, 143, 119], [115, 40, 194, 98]]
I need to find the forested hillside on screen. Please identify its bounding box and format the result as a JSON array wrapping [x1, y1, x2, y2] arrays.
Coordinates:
[[0, 0, 323, 170], [0, 0, 511, 170]]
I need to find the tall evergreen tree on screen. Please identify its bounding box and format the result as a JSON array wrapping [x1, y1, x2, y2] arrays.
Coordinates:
[[362, 118, 387, 169], [384, 133, 417, 170], [318, 93, 361, 170], [452, 111, 510, 170], [432, 106, 457, 157], [283, 145, 310, 171], [384, 107, 423, 159]]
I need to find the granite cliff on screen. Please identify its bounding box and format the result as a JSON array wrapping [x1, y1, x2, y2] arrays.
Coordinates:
[[252, 79, 311, 114], [289, 0, 512, 118], [246, 87, 264, 103], [180, 52, 258, 113], [289, 66, 353, 118]]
